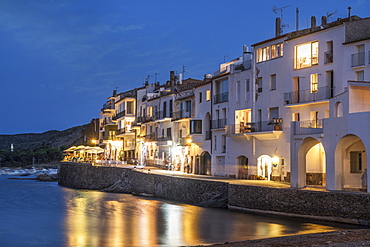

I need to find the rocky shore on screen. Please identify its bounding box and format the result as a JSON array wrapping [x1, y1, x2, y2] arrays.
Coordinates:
[[207, 229, 370, 247]]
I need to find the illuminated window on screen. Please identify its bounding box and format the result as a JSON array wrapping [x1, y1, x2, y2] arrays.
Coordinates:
[[206, 90, 211, 101], [310, 74, 319, 93], [148, 106, 153, 117], [294, 41, 319, 69], [257, 43, 283, 63]]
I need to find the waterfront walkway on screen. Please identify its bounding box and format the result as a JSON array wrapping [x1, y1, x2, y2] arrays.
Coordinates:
[[93, 163, 330, 192]]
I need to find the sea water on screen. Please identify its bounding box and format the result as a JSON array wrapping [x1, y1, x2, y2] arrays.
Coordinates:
[[0, 175, 364, 247]]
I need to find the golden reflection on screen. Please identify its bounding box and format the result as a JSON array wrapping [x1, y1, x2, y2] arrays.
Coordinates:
[[181, 205, 202, 245], [62, 189, 351, 246]]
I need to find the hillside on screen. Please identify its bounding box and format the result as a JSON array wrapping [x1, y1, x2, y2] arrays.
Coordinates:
[[0, 124, 91, 151]]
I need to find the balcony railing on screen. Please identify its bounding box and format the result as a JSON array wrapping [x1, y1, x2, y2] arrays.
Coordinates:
[[177, 137, 189, 146], [292, 120, 323, 135], [113, 110, 126, 120], [211, 118, 227, 129], [214, 92, 228, 104], [284, 86, 331, 105], [352, 52, 365, 67], [116, 127, 134, 135], [172, 110, 192, 120], [205, 131, 211, 140], [228, 121, 282, 134], [157, 136, 172, 142], [324, 51, 333, 64]]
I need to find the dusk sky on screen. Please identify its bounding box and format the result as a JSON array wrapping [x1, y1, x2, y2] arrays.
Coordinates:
[[0, 0, 369, 134]]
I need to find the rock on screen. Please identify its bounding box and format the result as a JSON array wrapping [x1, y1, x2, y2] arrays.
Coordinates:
[[35, 173, 59, 182]]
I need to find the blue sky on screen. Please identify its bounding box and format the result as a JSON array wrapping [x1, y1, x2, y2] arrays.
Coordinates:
[[0, 0, 369, 134]]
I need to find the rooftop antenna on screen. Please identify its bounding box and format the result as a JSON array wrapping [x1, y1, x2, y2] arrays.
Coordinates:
[[326, 10, 337, 20], [223, 55, 228, 63], [272, 5, 291, 34], [182, 65, 187, 75]]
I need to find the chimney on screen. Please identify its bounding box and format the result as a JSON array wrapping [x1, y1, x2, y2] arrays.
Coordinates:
[[348, 6, 352, 18], [275, 17, 281, 37], [311, 16, 316, 28], [113, 89, 117, 96], [321, 16, 327, 26], [170, 71, 176, 92]]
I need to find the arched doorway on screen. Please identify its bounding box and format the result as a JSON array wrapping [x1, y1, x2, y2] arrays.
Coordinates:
[[257, 155, 272, 180], [237, 156, 248, 179], [335, 135, 367, 191], [297, 137, 326, 187], [200, 151, 211, 175]]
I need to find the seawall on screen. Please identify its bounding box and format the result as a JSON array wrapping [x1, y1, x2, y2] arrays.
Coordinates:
[[59, 162, 370, 225]]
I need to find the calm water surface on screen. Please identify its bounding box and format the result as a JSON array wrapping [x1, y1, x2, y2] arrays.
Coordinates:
[[0, 175, 363, 247]]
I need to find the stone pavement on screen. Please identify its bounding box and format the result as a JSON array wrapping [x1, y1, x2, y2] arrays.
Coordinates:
[[129, 165, 329, 192]]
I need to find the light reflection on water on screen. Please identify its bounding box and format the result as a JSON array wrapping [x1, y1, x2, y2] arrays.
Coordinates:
[[62, 187, 359, 247], [0, 176, 364, 247]]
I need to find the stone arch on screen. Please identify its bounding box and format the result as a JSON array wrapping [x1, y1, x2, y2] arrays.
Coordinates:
[[204, 112, 211, 140], [335, 134, 367, 191], [199, 151, 211, 175], [297, 137, 326, 187], [236, 155, 248, 179], [335, 102, 343, 117], [257, 155, 272, 180]]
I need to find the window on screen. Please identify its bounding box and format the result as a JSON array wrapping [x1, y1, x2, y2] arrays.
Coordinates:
[[163, 101, 167, 118], [294, 41, 319, 69], [148, 106, 153, 117], [268, 107, 279, 122], [222, 135, 226, 153], [270, 74, 276, 90], [324, 41, 333, 64], [199, 92, 202, 103], [190, 120, 202, 134], [356, 70, 364, 81], [167, 128, 172, 139], [127, 101, 134, 114], [236, 81, 240, 102], [257, 77, 262, 92], [292, 112, 300, 121], [350, 151, 363, 173], [271, 43, 283, 58], [214, 135, 217, 150], [214, 79, 228, 103], [206, 90, 211, 101], [245, 79, 250, 101], [257, 42, 284, 63], [169, 100, 173, 117], [352, 44, 365, 67], [310, 74, 319, 93]]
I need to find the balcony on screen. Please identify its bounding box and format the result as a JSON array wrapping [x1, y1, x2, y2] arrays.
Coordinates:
[[157, 136, 172, 145], [226, 120, 283, 140], [214, 92, 228, 104], [177, 137, 190, 146], [116, 127, 135, 136], [352, 52, 365, 67], [211, 118, 227, 129], [284, 86, 331, 105], [172, 110, 192, 121], [155, 110, 173, 121], [145, 133, 156, 142], [292, 120, 323, 135], [324, 51, 333, 64]]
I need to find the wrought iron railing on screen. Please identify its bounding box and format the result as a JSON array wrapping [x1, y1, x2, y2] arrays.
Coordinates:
[[211, 118, 227, 129], [214, 92, 228, 104], [352, 52, 365, 67], [284, 86, 331, 105], [292, 120, 323, 135]]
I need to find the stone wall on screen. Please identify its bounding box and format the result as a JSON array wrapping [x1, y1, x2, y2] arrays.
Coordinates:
[[59, 163, 370, 225], [228, 184, 370, 225], [58, 163, 228, 208]]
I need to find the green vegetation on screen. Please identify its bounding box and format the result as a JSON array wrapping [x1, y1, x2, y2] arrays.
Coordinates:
[[0, 146, 65, 167]]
